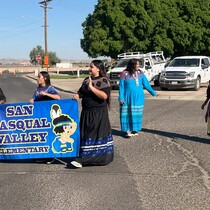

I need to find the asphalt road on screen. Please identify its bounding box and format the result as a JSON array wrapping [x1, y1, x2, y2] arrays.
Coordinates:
[[0, 72, 210, 210]]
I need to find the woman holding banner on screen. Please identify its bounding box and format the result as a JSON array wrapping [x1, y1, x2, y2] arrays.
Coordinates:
[[72, 60, 114, 168], [0, 87, 6, 104], [29, 71, 60, 163], [29, 71, 60, 103]]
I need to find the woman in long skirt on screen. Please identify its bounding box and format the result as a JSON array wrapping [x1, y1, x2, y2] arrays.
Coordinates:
[[118, 58, 158, 138], [71, 60, 114, 167]]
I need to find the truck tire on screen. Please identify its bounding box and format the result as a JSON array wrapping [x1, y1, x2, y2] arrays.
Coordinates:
[[153, 74, 160, 86], [160, 86, 168, 91], [193, 77, 201, 91], [111, 85, 119, 90], [154, 79, 160, 86]]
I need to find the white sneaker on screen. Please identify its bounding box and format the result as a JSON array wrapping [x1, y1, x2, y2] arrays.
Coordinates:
[[70, 161, 82, 168], [131, 131, 138, 136], [125, 131, 133, 138]]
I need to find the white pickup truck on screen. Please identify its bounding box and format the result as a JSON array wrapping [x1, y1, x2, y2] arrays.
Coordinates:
[[107, 51, 167, 89], [159, 55, 210, 91]]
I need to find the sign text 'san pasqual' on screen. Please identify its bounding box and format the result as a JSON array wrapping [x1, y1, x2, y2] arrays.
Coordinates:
[[0, 104, 51, 147]]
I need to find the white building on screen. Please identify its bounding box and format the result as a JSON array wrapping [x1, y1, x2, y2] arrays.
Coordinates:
[[56, 62, 72, 68]]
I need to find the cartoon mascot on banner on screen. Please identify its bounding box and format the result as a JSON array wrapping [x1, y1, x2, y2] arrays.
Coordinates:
[[50, 104, 77, 153]]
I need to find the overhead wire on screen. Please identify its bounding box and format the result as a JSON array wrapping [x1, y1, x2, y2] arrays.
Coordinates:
[[0, 4, 42, 40], [0, 20, 42, 33], [0, 27, 42, 40]]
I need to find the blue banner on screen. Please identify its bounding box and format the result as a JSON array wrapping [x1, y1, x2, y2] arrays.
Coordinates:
[[0, 99, 80, 160]]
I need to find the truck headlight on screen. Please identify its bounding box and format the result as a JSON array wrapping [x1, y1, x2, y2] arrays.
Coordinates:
[[186, 72, 195, 78], [160, 71, 166, 78]]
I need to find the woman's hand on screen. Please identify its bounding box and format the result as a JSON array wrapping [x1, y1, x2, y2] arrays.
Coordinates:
[[39, 91, 60, 100], [0, 100, 5, 104], [73, 94, 80, 101], [201, 104, 205, 110], [40, 91, 46, 96], [201, 99, 208, 109], [29, 99, 34, 104], [119, 100, 125, 104], [88, 76, 108, 100], [88, 76, 93, 90]]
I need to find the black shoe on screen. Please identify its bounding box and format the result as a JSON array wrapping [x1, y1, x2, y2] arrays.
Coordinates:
[[35, 158, 52, 163]]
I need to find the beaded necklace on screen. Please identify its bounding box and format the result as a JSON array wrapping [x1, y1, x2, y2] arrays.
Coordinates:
[[132, 71, 139, 86]]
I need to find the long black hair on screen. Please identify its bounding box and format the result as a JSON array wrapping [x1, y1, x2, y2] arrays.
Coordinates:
[[91, 60, 111, 108], [91, 60, 107, 77], [207, 80, 210, 98], [39, 71, 51, 86], [126, 58, 140, 75]]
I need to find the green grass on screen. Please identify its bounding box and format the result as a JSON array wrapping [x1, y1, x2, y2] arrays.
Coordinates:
[[49, 74, 88, 79]]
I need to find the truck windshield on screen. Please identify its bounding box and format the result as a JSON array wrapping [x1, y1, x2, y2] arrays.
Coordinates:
[[169, 58, 199, 67], [115, 58, 144, 68]]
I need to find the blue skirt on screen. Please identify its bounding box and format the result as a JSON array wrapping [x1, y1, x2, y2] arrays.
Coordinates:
[[120, 104, 144, 132]]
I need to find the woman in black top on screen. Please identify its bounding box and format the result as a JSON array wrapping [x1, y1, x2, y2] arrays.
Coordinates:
[[72, 60, 114, 168]]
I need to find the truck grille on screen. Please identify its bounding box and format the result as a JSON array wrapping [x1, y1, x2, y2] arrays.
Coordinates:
[[110, 72, 120, 80], [165, 71, 187, 79]]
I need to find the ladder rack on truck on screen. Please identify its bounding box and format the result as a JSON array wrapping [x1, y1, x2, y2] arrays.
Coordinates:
[[108, 51, 167, 88], [117, 52, 146, 59], [117, 51, 165, 63], [147, 51, 165, 63]]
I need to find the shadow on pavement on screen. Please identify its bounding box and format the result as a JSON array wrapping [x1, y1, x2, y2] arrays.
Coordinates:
[[112, 129, 124, 137], [142, 128, 210, 144], [0, 158, 73, 164]]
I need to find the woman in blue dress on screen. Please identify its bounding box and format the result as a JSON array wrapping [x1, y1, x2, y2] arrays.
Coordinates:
[[29, 71, 60, 103], [118, 58, 158, 138]]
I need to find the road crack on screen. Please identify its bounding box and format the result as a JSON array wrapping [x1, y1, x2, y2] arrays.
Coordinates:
[[166, 137, 210, 191]]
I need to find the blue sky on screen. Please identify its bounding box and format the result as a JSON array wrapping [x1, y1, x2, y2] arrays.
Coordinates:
[[0, 0, 98, 60]]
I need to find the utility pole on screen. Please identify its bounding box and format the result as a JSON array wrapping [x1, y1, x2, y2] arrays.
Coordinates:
[[39, 0, 52, 68]]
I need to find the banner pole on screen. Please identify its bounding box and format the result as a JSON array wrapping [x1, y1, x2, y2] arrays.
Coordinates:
[[47, 158, 67, 165]]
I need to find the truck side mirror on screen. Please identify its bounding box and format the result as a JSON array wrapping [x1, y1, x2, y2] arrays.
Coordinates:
[[201, 64, 208, 69], [145, 65, 151, 70]]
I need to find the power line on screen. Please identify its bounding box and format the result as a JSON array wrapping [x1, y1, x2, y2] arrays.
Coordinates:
[[0, 27, 41, 40], [0, 21, 41, 33]]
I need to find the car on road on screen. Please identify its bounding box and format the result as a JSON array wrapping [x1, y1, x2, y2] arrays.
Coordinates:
[[159, 55, 210, 91]]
